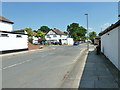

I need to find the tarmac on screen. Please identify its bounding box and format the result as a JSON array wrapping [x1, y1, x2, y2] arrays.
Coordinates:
[[1, 44, 120, 89], [79, 44, 120, 89], [0, 46, 55, 57]]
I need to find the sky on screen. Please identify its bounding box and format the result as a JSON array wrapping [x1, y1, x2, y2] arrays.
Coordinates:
[[2, 2, 119, 34]]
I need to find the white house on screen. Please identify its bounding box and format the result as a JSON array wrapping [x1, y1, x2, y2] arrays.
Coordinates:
[[0, 16, 13, 32], [0, 16, 28, 52], [99, 20, 120, 70], [32, 36, 39, 44], [13, 30, 42, 44], [13, 30, 39, 44], [12, 29, 28, 34], [45, 28, 68, 45]]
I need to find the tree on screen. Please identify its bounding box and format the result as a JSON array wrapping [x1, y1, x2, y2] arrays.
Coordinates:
[[67, 23, 87, 41], [21, 28, 33, 43], [89, 31, 97, 43], [22, 28, 33, 37], [63, 31, 68, 35], [38, 26, 50, 33], [34, 30, 45, 38]]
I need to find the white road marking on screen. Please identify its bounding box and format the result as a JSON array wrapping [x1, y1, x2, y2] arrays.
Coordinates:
[[2, 48, 56, 70], [2, 59, 32, 70]]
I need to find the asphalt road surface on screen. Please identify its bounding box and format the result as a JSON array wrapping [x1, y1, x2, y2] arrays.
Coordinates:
[[2, 44, 87, 88]]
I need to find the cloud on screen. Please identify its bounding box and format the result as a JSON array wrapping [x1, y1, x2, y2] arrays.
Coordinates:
[[100, 23, 111, 27], [88, 27, 94, 31], [103, 23, 111, 26], [100, 23, 111, 30]]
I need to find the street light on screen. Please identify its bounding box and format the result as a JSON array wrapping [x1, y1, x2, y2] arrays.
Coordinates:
[[84, 13, 89, 50]]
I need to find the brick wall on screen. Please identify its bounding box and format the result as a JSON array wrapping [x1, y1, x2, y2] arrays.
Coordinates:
[[28, 41, 40, 50]]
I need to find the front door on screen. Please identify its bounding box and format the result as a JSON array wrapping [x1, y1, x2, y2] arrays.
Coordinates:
[[59, 39, 62, 44]]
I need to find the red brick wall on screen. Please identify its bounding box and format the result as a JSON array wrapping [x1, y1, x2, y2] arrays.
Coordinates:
[[28, 41, 40, 50]]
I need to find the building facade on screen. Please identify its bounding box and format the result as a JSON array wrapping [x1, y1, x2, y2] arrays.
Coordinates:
[[99, 20, 120, 70], [0, 16, 28, 52], [0, 16, 14, 32], [45, 28, 68, 45]]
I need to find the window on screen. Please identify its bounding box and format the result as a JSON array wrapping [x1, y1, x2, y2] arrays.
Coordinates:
[[53, 35, 57, 37], [0, 34, 9, 37], [63, 39, 67, 40], [47, 35, 50, 38], [16, 35, 22, 38]]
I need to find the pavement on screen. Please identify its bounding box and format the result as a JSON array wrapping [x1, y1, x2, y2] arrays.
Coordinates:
[[79, 44, 119, 89]]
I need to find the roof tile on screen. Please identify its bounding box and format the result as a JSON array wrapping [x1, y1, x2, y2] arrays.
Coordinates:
[[0, 16, 14, 24], [51, 28, 65, 35]]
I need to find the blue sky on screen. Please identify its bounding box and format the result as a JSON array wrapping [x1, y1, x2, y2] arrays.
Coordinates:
[[2, 2, 118, 34]]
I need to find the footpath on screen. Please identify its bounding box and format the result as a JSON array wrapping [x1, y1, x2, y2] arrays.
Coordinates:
[[79, 44, 119, 89]]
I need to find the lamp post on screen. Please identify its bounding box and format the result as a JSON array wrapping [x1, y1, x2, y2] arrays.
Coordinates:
[[101, 28, 102, 32], [85, 13, 89, 50]]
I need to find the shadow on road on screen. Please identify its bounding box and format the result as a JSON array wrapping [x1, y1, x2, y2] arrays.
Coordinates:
[[1, 49, 28, 54]]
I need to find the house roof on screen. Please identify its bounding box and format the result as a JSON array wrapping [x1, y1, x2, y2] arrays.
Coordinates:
[[99, 20, 120, 36], [94, 36, 101, 40], [12, 29, 27, 34], [0, 16, 14, 24], [0, 30, 28, 35], [13, 29, 26, 32], [51, 28, 65, 35], [13, 30, 37, 35]]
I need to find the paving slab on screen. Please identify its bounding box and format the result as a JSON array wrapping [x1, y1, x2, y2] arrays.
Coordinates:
[[79, 44, 119, 88]]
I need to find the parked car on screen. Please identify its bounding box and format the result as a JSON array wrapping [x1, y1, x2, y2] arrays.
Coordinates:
[[73, 41, 79, 45], [54, 42, 60, 45], [33, 42, 40, 45]]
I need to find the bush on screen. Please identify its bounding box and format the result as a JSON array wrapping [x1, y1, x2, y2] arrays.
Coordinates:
[[29, 38, 33, 44]]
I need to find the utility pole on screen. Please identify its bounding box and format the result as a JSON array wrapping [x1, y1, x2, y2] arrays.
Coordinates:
[[85, 13, 89, 50]]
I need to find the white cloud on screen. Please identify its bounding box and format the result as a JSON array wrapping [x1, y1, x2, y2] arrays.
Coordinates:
[[88, 27, 94, 31], [100, 23, 111, 30], [103, 23, 111, 26]]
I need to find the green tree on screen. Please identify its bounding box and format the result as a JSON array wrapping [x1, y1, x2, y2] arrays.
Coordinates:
[[67, 23, 87, 41], [35, 30, 45, 38], [38, 26, 50, 33], [22, 28, 33, 37], [63, 31, 68, 35], [89, 31, 97, 43]]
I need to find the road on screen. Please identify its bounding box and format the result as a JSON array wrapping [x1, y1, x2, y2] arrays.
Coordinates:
[[2, 44, 87, 88]]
